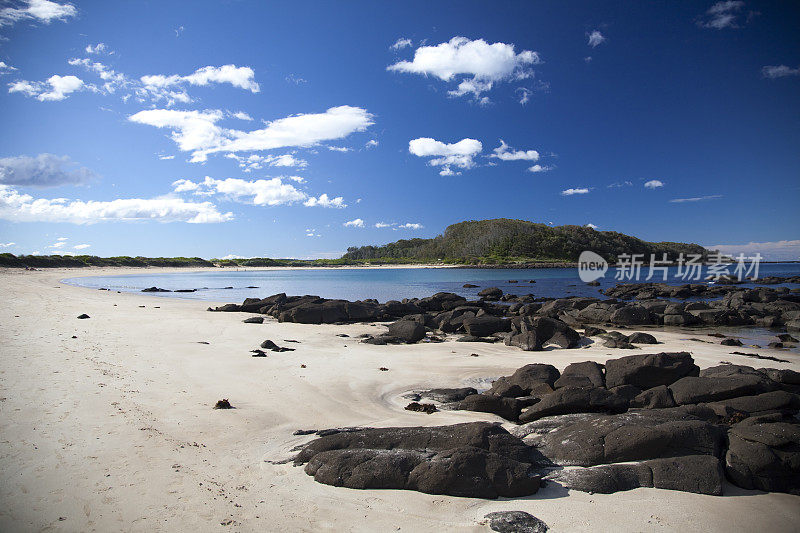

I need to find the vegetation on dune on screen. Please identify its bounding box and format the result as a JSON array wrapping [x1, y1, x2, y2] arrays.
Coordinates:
[[342, 219, 711, 264]]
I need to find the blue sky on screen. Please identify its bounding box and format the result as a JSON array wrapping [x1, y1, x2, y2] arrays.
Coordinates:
[[0, 0, 798, 260]]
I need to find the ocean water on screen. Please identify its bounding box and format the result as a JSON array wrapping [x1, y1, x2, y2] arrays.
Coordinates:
[[63, 263, 800, 304]]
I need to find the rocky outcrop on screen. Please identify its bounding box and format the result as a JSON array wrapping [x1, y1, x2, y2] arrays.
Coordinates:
[[294, 422, 542, 499], [549, 455, 724, 495], [604, 352, 699, 389]]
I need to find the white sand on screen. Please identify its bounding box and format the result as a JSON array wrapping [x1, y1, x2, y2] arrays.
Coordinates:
[[1, 267, 798, 532]]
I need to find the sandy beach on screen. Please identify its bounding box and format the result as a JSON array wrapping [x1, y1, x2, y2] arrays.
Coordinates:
[[1, 267, 799, 532]]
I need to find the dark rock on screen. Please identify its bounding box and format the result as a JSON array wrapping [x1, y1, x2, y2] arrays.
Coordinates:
[[721, 338, 743, 347], [456, 335, 499, 343], [142, 286, 170, 292], [455, 394, 524, 422], [518, 387, 628, 423], [405, 402, 437, 414], [506, 317, 580, 351], [387, 320, 426, 343], [631, 385, 676, 409], [420, 387, 478, 403], [610, 305, 652, 325], [478, 287, 503, 300], [604, 352, 699, 390], [627, 332, 658, 344], [463, 316, 511, 337], [484, 511, 548, 533], [243, 316, 264, 324], [777, 333, 799, 343], [361, 335, 403, 345], [259, 339, 295, 352], [77, 313, 90, 319], [462, 283, 479, 288], [516, 408, 726, 467], [213, 399, 233, 409], [725, 414, 800, 494], [487, 364, 561, 397], [609, 384, 643, 402], [669, 375, 777, 405], [295, 422, 542, 499], [704, 390, 800, 418], [767, 342, 784, 349], [554, 361, 605, 389], [587, 280, 601, 286], [551, 455, 723, 495], [602, 338, 636, 349], [583, 326, 607, 336]]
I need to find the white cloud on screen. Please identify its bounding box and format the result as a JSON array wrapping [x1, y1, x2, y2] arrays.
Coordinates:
[[141, 64, 259, 93], [644, 179, 664, 189], [0, 62, 17, 74], [176, 176, 306, 206], [0, 184, 232, 224], [762, 65, 800, 79], [303, 193, 346, 209], [517, 87, 531, 105], [49, 240, 66, 248], [527, 164, 552, 173], [374, 222, 395, 228], [56, 236, 67, 241], [232, 111, 253, 121], [344, 218, 365, 228], [408, 137, 482, 175], [698, 1, 746, 29], [171, 179, 200, 193], [584, 56, 593, 63], [0, 242, 15, 247], [67, 58, 128, 95], [587, 30, 606, 47], [129, 105, 374, 163], [608, 180, 633, 188], [85, 43, 108, 54], [391, 38, 413, 50], [158, 154, 175, 160], [490, 140, 539, 161], [0, 0, 77, 27], [64, 61, 259, 106], [73, 243, 90, 250], [705, 240, 800, 261], [0, 154, 97, 187], [219, 254, 247, 260], [173, 176, 344, 209], [669, 194, 722, 203], [388, 36, 540, 102], [561, 188, 590, 196], [285, 74, 307, 84], [586, 223, 598, 229], [365, 139, 379, 148], [225, 153, 308, 172], [399, 223, 423, 230], [8, 74, 84, 101], [305, 228, 321, 237], [326, 145, 351, 152]]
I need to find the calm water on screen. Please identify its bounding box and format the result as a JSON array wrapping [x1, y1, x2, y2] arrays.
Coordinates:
[[63, 263, 800, 303]]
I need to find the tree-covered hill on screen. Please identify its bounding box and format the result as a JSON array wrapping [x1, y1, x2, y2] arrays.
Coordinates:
[[342, 219, 710, 264]]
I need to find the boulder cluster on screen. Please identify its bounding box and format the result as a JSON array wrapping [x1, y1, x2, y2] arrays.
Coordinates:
[[210, 281, 800, 342], [296, 353, 800, 498]]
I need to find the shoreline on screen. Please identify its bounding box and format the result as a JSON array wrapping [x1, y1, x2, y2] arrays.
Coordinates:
[[1, 269, 799, 531]]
